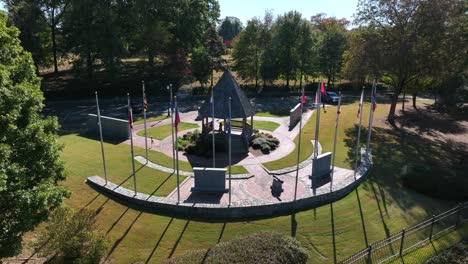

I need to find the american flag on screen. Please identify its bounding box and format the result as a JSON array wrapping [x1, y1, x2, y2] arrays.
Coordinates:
[[143, 93, 148, 112], [174, 104, 180, 132]]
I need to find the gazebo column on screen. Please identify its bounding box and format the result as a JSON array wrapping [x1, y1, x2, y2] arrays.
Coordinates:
[[202, 118, 205, 133]]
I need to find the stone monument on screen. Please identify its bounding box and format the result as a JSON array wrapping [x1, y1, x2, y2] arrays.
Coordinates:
[[191, 167, 228, 193]]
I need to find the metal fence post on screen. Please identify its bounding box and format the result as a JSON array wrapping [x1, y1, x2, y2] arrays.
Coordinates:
[[399, 230, 406, 257], [367, 245, 372, 264], [429, 215, 436, 241]]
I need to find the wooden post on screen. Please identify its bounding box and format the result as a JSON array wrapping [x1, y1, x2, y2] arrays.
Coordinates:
[[399, 229, 406, 256]]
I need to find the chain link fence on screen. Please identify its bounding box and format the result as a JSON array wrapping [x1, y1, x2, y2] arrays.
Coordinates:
[[340, 202, 468, 264]]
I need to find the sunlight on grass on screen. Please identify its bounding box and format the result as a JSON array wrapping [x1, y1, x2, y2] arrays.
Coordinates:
[[133, 114, 168, 125], [138, 122, 199, 140]]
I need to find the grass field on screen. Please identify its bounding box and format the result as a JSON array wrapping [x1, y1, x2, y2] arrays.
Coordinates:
[[134, 114, 168, 125], [138, 122, 199, 140], [222, 119, 280, 132], [256, 110, 290, 117], [50, 101, 464, 263]]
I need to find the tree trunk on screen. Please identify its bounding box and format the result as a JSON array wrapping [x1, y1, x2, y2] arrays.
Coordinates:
[[87, 51, 93, 79], [286, 74, 290, 90], [412, 93, 417, 109], [402, 90, 406, 112], [388, 86, 403, 122], [327, 74, 331, 88], [51, 24, 58, 74]]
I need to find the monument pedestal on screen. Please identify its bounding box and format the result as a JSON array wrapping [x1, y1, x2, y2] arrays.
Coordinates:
[[310, 152, 332, 189], [191, 167, 229, 194]]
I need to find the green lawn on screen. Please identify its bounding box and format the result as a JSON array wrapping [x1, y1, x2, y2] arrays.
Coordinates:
[[255, 109, 290, 117], [138, 122, 199, 140], [263, 102, 387, 170], [134, 114, 168, 125], [222, 120, 280, 132], [50, 101, 463, 264]]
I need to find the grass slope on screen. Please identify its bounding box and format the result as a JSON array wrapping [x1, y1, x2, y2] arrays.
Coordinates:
[[53, 101, 463, 264], [138, 122, 199, 140], [134, 114, 168, 125]]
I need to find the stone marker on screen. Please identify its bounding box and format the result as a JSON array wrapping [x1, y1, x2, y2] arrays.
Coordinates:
[[289, 103, 302, 130], [88, 114, 130, 141], [310, 152, 332, 179], [271, 175, 284, 197], [191, 167, 228, 193]]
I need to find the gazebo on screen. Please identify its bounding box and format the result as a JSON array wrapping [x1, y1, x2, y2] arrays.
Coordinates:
[[198, 70, 255, 153]]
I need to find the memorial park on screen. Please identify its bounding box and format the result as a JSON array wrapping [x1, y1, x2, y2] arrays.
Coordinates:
[[1, 0, 467, 263]]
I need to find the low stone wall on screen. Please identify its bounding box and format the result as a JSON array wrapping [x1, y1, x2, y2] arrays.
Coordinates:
[[289, 103, 302, 130], [87, 114, 129, 141], [86, 151, 373, 221]]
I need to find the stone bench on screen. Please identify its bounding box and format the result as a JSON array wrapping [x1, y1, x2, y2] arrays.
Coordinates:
[[191, 167, 229, 194]]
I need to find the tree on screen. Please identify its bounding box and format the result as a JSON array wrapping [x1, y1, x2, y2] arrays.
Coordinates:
[[0, 11, 69, 257], [191, 45, 211, 87], [204, 24, 225, 86], [219, 16, 243, 41], [232, 18, 262, 87], [312, 14, 349, 88], [271, 11, 304, 89], [33, 207, 107, 263], [355, 0, 467, 121]]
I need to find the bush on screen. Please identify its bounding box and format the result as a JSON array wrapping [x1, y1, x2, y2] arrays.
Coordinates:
[[165, 232, 308, 264], [33, 207, 108, 264], [402, 164, 468, 200], [426, 240, 468, 264], [250, 132, 280, 154]]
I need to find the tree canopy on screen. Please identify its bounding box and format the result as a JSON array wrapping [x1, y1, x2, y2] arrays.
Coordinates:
[[0, 10, 69, 257]]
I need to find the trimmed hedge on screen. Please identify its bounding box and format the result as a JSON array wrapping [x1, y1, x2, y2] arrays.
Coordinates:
[[251, 132, 280, 154], [165, 232, 308, 264]]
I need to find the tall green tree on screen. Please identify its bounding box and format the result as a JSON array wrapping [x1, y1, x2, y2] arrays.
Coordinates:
[[312, 14, 349, 88], [0, 11, 69, 257], [271, 11, 304, 89], [355, 0, 467, 121], [219, 16, 243, 41], [191, 45, 211, 87]]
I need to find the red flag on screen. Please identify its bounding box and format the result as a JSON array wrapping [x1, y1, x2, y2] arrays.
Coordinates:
[[174, 108, 180, 132], [372, 85, 377, 112], [302, 94, 307, 105], [128, 107, 133, 129], [321, 82, 326, 94]]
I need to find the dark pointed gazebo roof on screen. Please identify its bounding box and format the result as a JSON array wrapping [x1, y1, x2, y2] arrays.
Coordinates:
[[198, 70, 255, 119]]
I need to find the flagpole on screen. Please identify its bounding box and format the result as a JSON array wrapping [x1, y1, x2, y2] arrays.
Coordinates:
[[314, 80, 321, 159], [142, 81, 148, 163], [366, 81, 376, 154], [128, 93, 137, 196], [95, 92, 108, 185], [169, 84, 175, 172], [354, 88, 365, 180], [294, 85, 305, 201], [330, 92, 342, 192], [211, 86, 216, 168], [228, 97, 232, 206], [174, 96, 180, 203]]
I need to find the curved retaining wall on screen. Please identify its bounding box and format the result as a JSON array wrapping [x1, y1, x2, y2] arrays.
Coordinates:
[[86, 152, 372, 221]]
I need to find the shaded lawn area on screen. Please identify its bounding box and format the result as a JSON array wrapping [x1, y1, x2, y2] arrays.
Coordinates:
[[263, 102, 388, 170], [52, 101, 463, 264], [138, 122, 199, 140], [256, 109, 290, 117], [134, 114, 168, 125], [222, 119, 280, 132]]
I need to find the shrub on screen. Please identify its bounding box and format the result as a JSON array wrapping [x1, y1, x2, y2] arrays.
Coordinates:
[[33, 207, 108, 264], [250, 132, 280, 154], [402, 164, 468, 200], [165, 232, 308, 264]]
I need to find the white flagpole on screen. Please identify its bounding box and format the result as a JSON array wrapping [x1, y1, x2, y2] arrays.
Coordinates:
[[174, 96, 180, 203], [366, 81, 376, 154], [294, 85, 305, 201], [142, 81, 148, 162], [211, 87, 216, 168], [169, 84, 175, 172], [128, 93, 137, 195], [95, 92, 108, 185], [354, 88, 365, 180], [330, 92, 342, 191], [314, 81, 321, 159], [228, 97, 232, 206]]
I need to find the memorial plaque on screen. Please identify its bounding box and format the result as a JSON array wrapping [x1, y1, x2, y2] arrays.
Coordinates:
[[191, 167, 229, 193]]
